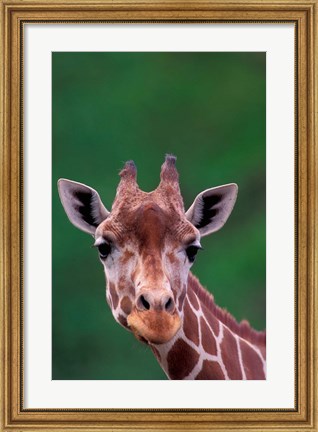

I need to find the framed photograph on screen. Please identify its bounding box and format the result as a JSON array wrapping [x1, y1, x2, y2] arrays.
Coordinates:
[[1, 0, 317, 431]]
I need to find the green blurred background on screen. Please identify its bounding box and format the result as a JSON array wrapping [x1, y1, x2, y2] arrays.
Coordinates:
[[52, 52, 266, 380]]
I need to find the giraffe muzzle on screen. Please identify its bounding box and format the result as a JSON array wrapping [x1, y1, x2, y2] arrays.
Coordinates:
[[127, 309, 181, 344]]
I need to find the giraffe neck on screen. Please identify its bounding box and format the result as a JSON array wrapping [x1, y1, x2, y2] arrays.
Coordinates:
[[151, 273, 266, 380]]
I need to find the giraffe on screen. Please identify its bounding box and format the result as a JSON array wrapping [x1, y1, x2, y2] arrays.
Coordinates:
[[58, 155, 266, 380]]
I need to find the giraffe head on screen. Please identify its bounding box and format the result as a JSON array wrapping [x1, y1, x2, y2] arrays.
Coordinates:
[[58, 155, 238, 345]]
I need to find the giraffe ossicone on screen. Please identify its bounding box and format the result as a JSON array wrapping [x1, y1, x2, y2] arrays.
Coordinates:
[[58, 155, 266, 380]]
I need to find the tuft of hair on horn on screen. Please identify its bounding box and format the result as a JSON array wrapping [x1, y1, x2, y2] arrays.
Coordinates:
[[160, 154, 179, 183], [119, 160, 137, 180], [165, 154, 177, 165]]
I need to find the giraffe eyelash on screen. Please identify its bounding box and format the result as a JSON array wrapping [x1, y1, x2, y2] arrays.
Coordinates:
[[93, 239, 112, 259], [185, 244, 203, 263], [97, 242, 112, 259]]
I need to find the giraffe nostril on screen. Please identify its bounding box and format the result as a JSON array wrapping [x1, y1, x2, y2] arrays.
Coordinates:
[[136, 292, 175, 313], [164, 296, 175, 313], [137, 294, 150, 311]]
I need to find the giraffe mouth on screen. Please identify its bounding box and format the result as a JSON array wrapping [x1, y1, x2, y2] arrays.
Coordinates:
[[127, 309, 181, 344]]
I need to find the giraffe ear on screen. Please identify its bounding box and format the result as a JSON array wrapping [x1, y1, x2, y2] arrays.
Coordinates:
[[58, 179, 110, 235], [185, 184, 238, 237]]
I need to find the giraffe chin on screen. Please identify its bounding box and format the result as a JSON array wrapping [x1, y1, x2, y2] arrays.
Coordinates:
[[127, 309, 181, 345]]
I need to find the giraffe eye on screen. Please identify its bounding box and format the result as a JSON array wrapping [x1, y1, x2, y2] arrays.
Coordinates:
[[186, 245, 201, 263], [97, 242, 111, 259]]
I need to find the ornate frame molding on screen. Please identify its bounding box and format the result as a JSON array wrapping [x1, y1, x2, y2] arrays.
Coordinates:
[[0, 1, 317, 430]]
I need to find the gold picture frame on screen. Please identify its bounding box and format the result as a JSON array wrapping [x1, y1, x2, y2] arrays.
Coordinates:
[[0, 1, 317, 430]]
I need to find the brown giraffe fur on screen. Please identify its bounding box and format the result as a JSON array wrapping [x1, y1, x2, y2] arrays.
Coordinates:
[[58, 155, 266, 380], [149, 273, 266, 380]]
